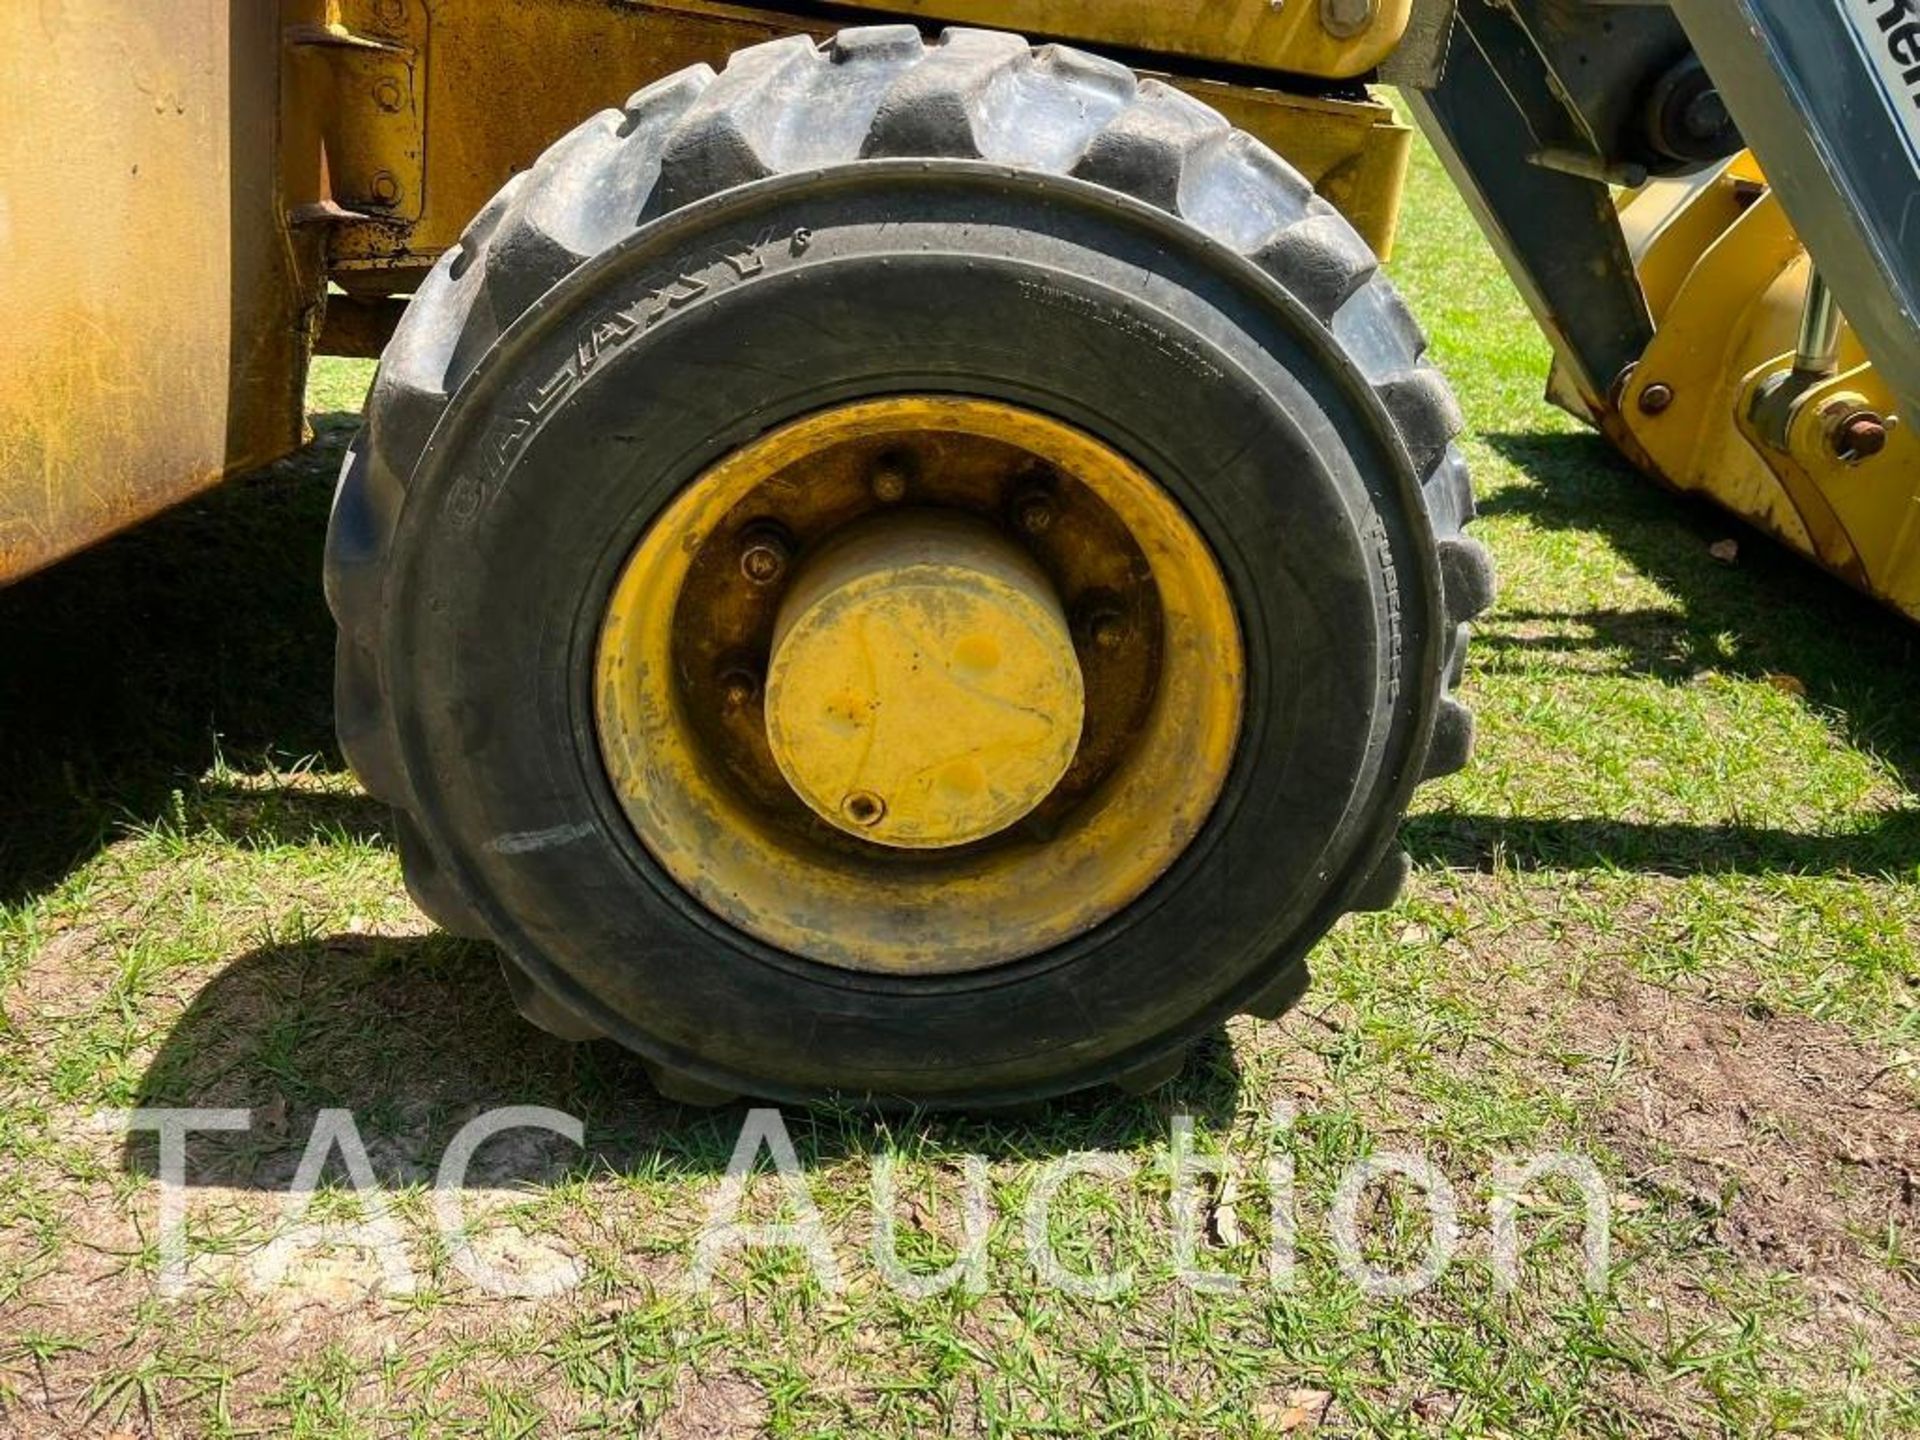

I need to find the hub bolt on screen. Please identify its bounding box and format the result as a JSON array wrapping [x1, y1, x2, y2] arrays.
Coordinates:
[[1835, 411, 1889, 462], [1321, 0, 1376, 38], [1012, 487, 1056, 537], [739, 526, 793, 586], [1082, 607, 1129, 652], [1682, 88, 1729, 143], [871, 460, 910, 504], [718, 667, 761, 710], [1639, 382, 1675, 416]]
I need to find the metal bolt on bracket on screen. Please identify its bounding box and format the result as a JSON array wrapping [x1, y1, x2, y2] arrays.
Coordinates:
[[842, 791, 887, 828], [718, 667, 761, 710], [1834, 411, 1889, 463], [1321, 0, 1376, 39]]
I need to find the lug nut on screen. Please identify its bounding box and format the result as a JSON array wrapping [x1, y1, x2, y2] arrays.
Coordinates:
[[738, 526, 792, 585], [870, 460, 909, 504], [1639, 382, 1675, 416], [1682, 88, 1729, 143], [1835, 411, 1889, 462], [1082, 607, 1129, 652], [1011, 488, 1056, 537], [718, 667, 760, 710]]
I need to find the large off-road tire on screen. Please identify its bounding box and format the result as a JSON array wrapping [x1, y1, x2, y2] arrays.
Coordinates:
[[325, 26, 1493, 1107]]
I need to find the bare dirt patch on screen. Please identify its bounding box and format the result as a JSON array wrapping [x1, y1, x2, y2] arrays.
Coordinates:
[[655, 1372, 769, 1439], [1576, 965, 1917, 1352]]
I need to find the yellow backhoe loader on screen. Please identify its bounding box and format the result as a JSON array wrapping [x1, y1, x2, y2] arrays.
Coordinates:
[[3, 0, 1914, 1105]]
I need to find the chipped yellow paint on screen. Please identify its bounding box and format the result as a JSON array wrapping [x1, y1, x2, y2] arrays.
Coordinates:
[[595, 398, 1244, 976]]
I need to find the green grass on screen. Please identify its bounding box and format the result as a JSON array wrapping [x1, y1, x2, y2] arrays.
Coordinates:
[[0, 123, 1915, 1438]]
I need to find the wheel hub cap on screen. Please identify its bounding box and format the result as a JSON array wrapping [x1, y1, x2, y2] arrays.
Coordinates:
[[765, 512, 1085, 849]]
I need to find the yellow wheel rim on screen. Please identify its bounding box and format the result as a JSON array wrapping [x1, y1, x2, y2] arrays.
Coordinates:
[[594, 397, 1244, 975]]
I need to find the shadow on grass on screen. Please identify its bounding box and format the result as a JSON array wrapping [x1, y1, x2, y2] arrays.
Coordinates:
[[1419, 431, 1920, 876], [1480, 431, 1920, 787], [1408, 810, 1920, 877], [176, 777, 391, 850], [0, 412, 364, 908], [122, 925, 1245, 1186]]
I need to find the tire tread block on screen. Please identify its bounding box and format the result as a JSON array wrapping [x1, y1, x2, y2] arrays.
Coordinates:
[[1440, 536, 1497, 627], [1424, 698, 1477, 780], [395, 812, 491, 941], [501, 957, 605, 1043], [1114, 1046, 1189, 1096], [1251, 209, 1379, 323], [968, 44, 1137, 171], [334, 639, 409, 809], [862, 28, 1028, 159], [649, 34, 819, 215], [1353, 849, 1412, 913], [1072, 79, 1230, 214], [1242, 961, 1312, 1022], [645, 1061, 743, 1108]]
